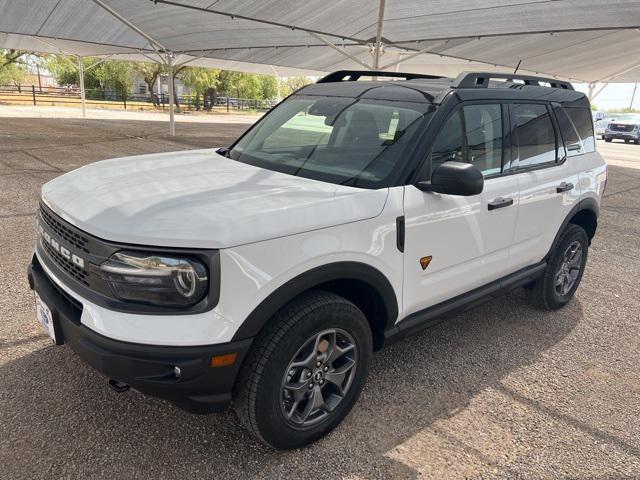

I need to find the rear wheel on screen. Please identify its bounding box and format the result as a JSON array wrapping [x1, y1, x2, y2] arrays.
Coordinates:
[[233, 290, 372, 449], [525, 224, 589, 310]]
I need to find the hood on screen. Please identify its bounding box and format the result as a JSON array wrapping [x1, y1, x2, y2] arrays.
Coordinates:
[[609, 121, 640, 126], [41, 149, 388, 249]]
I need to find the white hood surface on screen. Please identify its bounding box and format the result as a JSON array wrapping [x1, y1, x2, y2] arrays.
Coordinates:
[[42, 149, 389, 248]]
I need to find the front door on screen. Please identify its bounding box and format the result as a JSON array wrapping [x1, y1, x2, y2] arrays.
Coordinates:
[[402, 103, 519, 318]]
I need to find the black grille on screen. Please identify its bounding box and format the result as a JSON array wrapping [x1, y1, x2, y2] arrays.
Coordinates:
[[40, 237, 90, 286], [49, 275, 84, 316], [39, 206, 90, 253], [609, 123, 634, 132]]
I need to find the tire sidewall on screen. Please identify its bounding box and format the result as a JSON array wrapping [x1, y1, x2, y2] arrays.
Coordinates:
[[546, 225, 589, 308], [252, 298, 372, 449]]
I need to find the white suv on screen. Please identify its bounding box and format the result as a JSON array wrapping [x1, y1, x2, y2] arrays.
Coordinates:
[[28, 71, 607, 449]]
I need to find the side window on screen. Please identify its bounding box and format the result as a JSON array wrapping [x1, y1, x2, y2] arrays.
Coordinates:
[[513, 103, 557, 167], [431, 104, 503, 176], [555, 106, 583, 156], [462, 104, 503, 176], [565, 107, 596, 153], [431, 110, 464, 170]]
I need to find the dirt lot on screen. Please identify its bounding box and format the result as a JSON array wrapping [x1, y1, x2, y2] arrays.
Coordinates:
[[1, 106, 639, 479]]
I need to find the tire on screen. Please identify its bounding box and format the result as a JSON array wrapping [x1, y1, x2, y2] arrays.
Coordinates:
[[625, 139, 630, 143], [605, 137, 612, 143], [635, 138, 640, 145], [525, 223, 589, 310], [601, 135, 605, 140], [233, 290, 372, 449]]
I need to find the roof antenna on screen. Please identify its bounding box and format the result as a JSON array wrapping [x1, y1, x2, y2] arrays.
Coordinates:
[[514, 59, 522, 74]]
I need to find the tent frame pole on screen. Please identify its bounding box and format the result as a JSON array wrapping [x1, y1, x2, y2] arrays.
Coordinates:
[[77, 56, 86, 118], [372, 0, 386, 70], [167, 53, 176, 137], [91, 0, 168, 56], [378, 40, 449, 71], [307, 33, 371, 69], [630, 83, 638, 111]]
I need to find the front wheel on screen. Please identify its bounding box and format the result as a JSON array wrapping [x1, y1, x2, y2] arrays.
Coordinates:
[[525, 223, 589, 310], [233, 290, 372, 449], [605, 137, 612, 142]]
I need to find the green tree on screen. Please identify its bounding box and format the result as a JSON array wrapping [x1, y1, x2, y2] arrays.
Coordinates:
[[0, 62, 26, 86], [180, 67, 219, 95], [133, 62, 165, 102], [45, 55, 103, 91], [93, 60, 135, 99], [0, 49, 27, 69], [0, 50, 29, 87], [259, 75, 278, 100], [281, 76, 313, 96]]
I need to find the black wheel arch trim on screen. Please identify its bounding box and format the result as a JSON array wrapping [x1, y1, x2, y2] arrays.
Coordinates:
[[231, 261, 399, 341], [546, 197, 599, 259]]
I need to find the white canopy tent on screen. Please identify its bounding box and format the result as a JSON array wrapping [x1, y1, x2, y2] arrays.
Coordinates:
[[1, 0, 639, 134]]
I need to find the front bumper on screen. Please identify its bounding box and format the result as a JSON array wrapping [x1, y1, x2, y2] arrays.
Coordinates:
[[604, 131, 639, 140], [27, 255, 252, 413]]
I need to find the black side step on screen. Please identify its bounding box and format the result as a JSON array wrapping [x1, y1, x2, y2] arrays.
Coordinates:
[[384, 262, 546, 345]]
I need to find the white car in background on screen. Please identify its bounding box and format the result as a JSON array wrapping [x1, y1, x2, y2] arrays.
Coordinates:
[[595, 117, 614, 138]]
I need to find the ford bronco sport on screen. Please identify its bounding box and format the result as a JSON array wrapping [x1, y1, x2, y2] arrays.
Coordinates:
[[28, 70, 607, 449]]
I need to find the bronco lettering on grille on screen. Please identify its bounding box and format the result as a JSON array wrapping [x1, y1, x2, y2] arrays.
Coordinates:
[[38, 223, 85, 269]]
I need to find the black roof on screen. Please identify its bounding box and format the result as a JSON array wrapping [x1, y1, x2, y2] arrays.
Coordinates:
[[297, 71, 589, 108]]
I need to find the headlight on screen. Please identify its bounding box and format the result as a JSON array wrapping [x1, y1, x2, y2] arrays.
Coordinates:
[[98, 251, 208, 307]]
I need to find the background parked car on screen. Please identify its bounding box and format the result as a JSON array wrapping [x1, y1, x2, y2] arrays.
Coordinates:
[[604, 113, 640, 144]]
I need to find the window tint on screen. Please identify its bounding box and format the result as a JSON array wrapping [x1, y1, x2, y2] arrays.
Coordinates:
[[513, 103, 557, 167], [565, 107, 595, 153], [555, 106, 582, 157], [431, 104, 503, 176], [431, 110, 464, 168]]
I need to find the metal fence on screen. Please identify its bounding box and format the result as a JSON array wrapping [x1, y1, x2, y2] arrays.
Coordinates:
[[0, 84, 275, 112]]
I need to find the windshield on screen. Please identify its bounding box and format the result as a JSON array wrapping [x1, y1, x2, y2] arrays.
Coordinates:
[[229, 95, 433, 188]]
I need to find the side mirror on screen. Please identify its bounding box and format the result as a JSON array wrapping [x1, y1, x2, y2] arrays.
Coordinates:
[[416, 161, 484, 196]]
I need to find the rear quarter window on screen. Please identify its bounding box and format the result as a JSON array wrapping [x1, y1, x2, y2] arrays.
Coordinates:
[[564, 107, 596, 153]]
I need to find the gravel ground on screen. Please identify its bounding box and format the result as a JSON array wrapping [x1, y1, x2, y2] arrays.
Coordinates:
[[0, 106, 639, 479]]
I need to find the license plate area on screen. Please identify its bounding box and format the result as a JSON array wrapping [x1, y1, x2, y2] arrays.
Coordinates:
[[34, 292, 62, 345]]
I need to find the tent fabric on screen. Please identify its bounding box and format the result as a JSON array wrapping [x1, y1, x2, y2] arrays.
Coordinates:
[[0, 0, 639, 82]]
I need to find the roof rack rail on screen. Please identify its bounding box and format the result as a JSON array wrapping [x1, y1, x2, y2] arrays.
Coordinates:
[[317, 70, 444, 83], [454, 72, 574, 90]]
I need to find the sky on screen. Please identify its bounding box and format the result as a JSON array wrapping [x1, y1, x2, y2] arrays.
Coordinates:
[[574, 83, 639, 112]]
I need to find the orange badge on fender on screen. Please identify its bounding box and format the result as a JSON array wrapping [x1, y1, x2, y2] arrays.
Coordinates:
[[419, 256, 432, 270]]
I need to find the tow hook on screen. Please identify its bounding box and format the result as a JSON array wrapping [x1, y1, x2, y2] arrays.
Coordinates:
[[108, 379, 130, 393]]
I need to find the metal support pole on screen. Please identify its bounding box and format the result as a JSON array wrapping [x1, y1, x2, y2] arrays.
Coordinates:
[[372, 0, 386, 70], [630, 83, 638, 111], [167, 53, 176, 136], [307, 32, 372, 70], [270, 66, 281, 102], [77, 56, 86, 118]]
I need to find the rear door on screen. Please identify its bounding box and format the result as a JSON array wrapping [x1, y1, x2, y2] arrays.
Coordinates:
[[402, 102, 519, 317], [508, 102, 581, 271]]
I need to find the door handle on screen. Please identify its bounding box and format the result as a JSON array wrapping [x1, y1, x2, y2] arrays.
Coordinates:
[[556, 182, 574, 193], [488, 197, 514, 210]]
